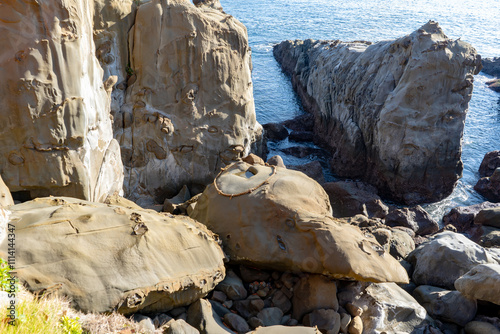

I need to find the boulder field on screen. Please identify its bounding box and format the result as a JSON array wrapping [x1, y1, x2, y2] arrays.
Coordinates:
[[274, 21, 482, 205]]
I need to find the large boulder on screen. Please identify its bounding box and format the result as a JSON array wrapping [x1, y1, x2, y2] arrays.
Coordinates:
[[478, 151, 500, 178], [413, 285, 477, 327], [0, 0, 124, 202], [116, 0, 262, 205], [0, 197, 225, 314], [482, 57, 500, 77], [475, 207, 500, 228], [408, 231, 498, 289], [191, 161, 409, 284], [273, 21, 482, 205], [322, 181, 389, 219], [385, 206, 439, 236], [454, 264, 500, 306], [442, 202, 499, 239], [475, 168, 500, 202], [338, 282, 434, 333]]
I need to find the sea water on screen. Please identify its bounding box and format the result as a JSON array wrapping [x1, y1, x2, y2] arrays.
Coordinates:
[[220, 0, 500, 220]]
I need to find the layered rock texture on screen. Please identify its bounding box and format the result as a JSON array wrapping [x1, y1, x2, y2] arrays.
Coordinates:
[[0, 0, 124, 201], [191, 162, 409, 283], [274, 21, 482, 204], [116, 0, 262, 204], [0, 196, 225, 314]]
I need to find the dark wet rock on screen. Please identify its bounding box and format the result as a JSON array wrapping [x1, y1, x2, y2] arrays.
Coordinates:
[[233, 296, 265, 320], [133, 314, 156, 334], [263, 123, 289, 141], [385, 206, 439, 236], [482, 57, 500, 77], [413, 285, 477, 327], [289, 131, 314, 142], [487, 79, 500, 92], [248, 317, 264, 329], [303, 309, 341, 334], [239, 265, 271, 283], [322, 181, 389, 219], [288, 161, 325, 184], [442, 202, 499, 240], [271, 290, 292, 314], [475, 168, 500, 202], [215, 270, 247, 301], [281, 146, 324, 158], [209, 300, 231, 318], [257, 307, 284, 327], [283, 114, 315, 132], [223, 313, 250, 333], [479, 151, 500, 178]]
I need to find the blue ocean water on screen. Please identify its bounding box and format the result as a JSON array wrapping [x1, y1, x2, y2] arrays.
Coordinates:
[[220, 0, 500, 219]]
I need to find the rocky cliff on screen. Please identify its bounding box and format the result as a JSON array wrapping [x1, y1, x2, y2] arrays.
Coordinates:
[[0, 0, 124, 202], [0, 0, 262, 205], [115, 0, 263, 205], [274, 21, 482, 204]]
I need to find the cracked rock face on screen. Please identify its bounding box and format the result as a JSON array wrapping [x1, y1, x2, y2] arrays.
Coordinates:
[[274, 21, 482, 205], [191, 162, 409, 284], [116, 0, 262, 205], [0, 0, 124, 202], [0, 196, 225, 314]]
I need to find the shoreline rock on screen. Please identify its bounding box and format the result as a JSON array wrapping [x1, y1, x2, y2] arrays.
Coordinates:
[[273, 21, 482, 205]]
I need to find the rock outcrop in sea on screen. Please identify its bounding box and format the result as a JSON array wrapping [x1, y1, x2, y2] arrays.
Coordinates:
[[274, 21, 482, 205]]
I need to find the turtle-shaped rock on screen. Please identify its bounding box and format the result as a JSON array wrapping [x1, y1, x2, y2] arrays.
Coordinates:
[[191, 162, 408, 283]]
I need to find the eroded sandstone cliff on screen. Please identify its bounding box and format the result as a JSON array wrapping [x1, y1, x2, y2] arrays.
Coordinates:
[[274, 21, 482, 204], [0, 0, 124, 201], [115, 0, 263, 205]]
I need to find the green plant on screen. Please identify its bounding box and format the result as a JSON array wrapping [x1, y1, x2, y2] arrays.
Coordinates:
[[60, 315, 83, 334], [126, 65, 134, 76], [0, 258, 17, 293]]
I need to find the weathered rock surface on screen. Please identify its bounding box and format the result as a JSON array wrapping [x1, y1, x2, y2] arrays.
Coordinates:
[[323, 181, 389, 219], [455, 264, 500, 306], [475, 168, 500, 202], [165, 318, 200, 334], [482, 57, 500, 77], [191, 162, 409, 283], [385, 206, 439, 236], [187, 299, 234, 334], [292, 274, 338, 321], [0, 176, 13, 207], [0, 0, 124, 201], [339, 282, 433, 333], [413, 285, 477, 327], [479, 151, 500, 178], [408, 231, 498, 289], [0, 197, 225, 314], [443, 202, 498, 239], [303, 309, 340, 334], [465, 321, 500, 334], [116, 0, 262, 205], [93, 0, 135, 116], [475, 207, 500, 228], [273, 21, 482, 205], [479, 226, 500, 248]]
